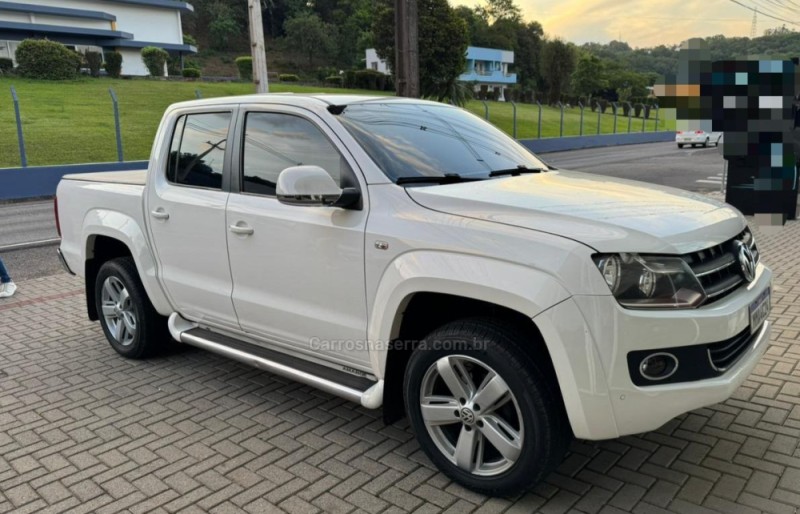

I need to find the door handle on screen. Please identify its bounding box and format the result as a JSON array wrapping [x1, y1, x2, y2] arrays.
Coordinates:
[[229, 223, 254, 236], [151, 209, 170, 220]]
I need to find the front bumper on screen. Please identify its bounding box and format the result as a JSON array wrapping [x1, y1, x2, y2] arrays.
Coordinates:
[[534, 263, 772, 440]]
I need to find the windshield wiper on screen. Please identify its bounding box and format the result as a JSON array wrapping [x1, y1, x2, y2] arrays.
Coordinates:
[[488, 165, 547, 177], [396, 173, 485, 185]]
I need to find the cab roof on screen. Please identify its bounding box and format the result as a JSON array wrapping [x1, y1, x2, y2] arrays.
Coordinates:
[[168, 93, 447, 112]]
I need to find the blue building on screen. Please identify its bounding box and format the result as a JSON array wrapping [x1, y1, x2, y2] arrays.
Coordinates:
[[0, 0, 196, 76], [459, 46, 517, 101]]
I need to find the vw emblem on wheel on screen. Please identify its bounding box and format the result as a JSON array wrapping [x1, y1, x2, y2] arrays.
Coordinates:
[[460, 408, 476, 425], [735, 241, 756, 282]]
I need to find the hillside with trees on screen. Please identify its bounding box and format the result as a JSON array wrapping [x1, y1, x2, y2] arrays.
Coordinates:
[[180, 0, 800, 105]]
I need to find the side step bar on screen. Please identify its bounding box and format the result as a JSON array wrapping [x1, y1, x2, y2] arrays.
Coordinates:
[[168, 313, 384, 408]]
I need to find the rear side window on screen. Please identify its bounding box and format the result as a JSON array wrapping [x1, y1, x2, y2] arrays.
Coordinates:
[[242, 112, 345, 196], [166, 112, 231, 189]]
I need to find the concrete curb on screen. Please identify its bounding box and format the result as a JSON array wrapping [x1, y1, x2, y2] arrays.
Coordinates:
[[0, 238, 60, 253]]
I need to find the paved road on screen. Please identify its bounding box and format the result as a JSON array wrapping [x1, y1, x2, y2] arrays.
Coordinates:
[[0, 200, 61, 283], [543, 141, 726, 192], [0, 142, 728, 282], [0, 200, 58, 247]]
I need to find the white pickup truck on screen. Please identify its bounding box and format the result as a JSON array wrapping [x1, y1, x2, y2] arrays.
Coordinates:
[[56, 95, 772, 495]]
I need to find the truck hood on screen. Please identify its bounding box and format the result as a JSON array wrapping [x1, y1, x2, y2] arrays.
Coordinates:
[[405, 170, 745, 254]]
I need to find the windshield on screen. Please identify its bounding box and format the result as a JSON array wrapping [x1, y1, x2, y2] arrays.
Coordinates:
[[336, 103, 547, 182]]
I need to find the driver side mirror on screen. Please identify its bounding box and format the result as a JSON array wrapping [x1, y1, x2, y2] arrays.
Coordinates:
[[276, 165, 361, 209]]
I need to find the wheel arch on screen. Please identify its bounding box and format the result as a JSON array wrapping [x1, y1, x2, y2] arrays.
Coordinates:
[[82, 209, 171, 320], [368, 251, 573, 424]]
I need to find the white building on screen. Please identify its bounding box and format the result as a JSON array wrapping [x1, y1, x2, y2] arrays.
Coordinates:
[[365, 48, 388, 74], [0, 0, 196, 76]]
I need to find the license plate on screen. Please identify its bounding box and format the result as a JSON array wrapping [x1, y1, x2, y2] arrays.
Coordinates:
[[749, 287, 771, 333]]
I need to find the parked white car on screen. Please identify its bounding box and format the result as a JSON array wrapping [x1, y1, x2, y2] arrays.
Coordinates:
[[677, 129, 723, 148], [55, 95, 771, 495]]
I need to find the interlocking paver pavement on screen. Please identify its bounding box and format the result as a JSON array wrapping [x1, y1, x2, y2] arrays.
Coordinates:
[[2, 216, 800, 513]]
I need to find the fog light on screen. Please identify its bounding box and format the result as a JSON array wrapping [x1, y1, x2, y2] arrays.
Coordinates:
[[639, 353, 678, 381]]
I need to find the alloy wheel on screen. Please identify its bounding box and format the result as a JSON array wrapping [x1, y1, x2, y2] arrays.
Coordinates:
[[419, 355, 524, 476], [100, 276, 137, 346]]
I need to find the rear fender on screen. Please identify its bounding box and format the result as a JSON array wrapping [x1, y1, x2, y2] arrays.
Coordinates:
[[82, 208, 172, 315]]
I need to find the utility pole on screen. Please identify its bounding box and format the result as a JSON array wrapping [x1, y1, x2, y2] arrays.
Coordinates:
[[395, 0, 419, 98], [248, 0, 269, 93]]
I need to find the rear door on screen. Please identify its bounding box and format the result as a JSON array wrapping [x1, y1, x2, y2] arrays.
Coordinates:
[[146, 108, 239, 330]]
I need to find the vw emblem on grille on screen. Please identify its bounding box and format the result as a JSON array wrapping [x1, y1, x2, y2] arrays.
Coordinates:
[[459, 408, 475, 425], [735, 241, 756, 282]]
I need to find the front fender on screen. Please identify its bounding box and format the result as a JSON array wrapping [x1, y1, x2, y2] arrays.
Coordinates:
[[367, 250, 571, 378], [82, 208, 172, 315]]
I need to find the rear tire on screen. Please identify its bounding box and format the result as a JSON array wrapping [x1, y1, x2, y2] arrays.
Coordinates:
[[95, 257, 168, 359], [404, 319, 570, 496], [678, 144, 684, 148], [702, 138, 709, 148]]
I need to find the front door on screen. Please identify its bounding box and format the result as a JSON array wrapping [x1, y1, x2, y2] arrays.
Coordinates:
[[225, 107, 370, 366], [146, 109, 239, 330]]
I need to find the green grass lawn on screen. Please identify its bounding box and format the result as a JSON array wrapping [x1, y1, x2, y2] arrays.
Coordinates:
[[0, 77, 674, 168], [464, 101, 675, 140]]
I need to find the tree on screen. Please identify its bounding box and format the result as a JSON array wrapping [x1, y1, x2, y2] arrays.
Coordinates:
[[475, 0, 521, 24], [541, 38, 576, 103], [284, 12, 335, 66], [373, 0, 470, 104], [571, 53, 607, 101], [513, 21, 543, 91], [204, 0, 244, 50]]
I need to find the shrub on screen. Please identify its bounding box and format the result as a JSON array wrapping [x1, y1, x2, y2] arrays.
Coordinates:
[[183, 34, 198, 47], [235, 56, 252, 80], [0, 57, 12, 72], [167, 56, 181, 76], [354, 69, 383, 90], [141, 46, 169, 77], [83, 51, 103, 77], [15, 39, 82, 80], [279, 73, 299, 82], [316, 66, 337, 82], [182, 68, 201, 79], [342, 69, 356, 88], [104, 51, 123, 78], [324, 75, 343, 87]]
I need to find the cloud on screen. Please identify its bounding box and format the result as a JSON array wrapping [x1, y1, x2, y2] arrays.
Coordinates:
[[450, 0, 784, 47]]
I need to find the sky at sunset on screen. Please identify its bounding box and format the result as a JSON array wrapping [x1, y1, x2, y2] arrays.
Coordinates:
[[451, 0, 788, 48]]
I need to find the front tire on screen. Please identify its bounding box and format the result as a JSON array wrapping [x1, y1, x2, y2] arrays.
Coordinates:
[[702, 138, 709, 148], [95, 257, 167, 359], [678, 143, 684, 148], [404, 319, 570, 496]]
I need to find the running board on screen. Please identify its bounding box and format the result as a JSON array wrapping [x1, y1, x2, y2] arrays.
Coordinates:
[[167, 313, 383, 408]]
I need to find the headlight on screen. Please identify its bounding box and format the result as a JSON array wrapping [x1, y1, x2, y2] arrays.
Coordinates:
[[592, 253, 707, 309]]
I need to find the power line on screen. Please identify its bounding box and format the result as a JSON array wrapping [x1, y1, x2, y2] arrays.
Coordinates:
[[728, 0, 800, 26]]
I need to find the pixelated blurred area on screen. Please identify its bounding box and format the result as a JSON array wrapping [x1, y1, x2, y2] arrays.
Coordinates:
[[654, 38, 800, 225]]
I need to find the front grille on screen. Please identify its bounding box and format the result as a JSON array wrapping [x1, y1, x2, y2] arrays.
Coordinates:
[[681, 229, 759, 305], [707, 327, 756, 371]]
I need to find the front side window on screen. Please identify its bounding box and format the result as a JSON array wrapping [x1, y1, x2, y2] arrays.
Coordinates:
[[166, 112, 231, 189], [242, 112, 345, 196], [336, 103, 547, 182]]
